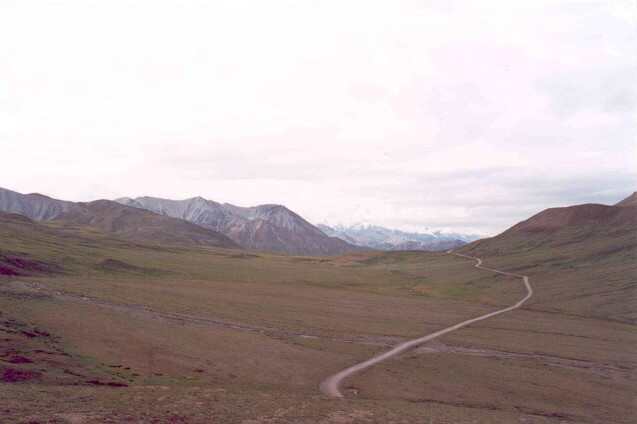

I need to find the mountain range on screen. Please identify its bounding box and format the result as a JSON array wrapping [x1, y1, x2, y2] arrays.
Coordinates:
[[2, 188, 634, 422], [0, 187, 238, 249], [3, 186, 633, 257], [115, 196, 358, 255], [0, 187, 359, 255], [317, 223, 479, 251]]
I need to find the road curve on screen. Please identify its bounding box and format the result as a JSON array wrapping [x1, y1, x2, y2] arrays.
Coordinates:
[[319, 252, 533, 398]]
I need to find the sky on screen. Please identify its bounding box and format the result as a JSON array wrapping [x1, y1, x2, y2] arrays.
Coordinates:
[[1, 0, 635, 235]]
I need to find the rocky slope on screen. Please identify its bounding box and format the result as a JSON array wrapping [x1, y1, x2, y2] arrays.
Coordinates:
[[0, 187, 237, 249], [57, 200, 238, 248], [318, 223, 478, 251], [116, 196, 361, 255], [0, 187, 73, 220]]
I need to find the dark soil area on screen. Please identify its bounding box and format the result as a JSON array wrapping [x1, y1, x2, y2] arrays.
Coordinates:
[[0, 312, 130, 388], [94, 258, 167, 276], [0, 252, 62, 276], [2, 367, 42, 382]]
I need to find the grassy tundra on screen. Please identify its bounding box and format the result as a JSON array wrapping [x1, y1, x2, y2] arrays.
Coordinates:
[[1, 210, 635, 423]]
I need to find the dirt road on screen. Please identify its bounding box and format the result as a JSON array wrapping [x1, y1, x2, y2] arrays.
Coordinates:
[[319, 252, 534, 398]]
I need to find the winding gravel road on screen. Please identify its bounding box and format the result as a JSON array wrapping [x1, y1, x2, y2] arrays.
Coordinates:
[[320, 252, 533, 398]]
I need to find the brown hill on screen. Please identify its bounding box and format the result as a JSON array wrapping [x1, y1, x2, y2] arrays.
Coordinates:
[[0, 212, 63, 276], [504, 203, 637, 234], [460, 192, 637, 323], [55, 200, 239, 249], [615, 191, 637, 207], [463, 193, 636, 255]]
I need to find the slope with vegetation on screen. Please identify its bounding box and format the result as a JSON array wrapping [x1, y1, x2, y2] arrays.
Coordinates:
[[341, 193, 636, 424], [460, 195, 637, 322], [0, 191, 634, 423]]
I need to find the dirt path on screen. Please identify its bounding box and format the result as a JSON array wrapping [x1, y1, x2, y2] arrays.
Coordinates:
[[319, 252, 534, 398]]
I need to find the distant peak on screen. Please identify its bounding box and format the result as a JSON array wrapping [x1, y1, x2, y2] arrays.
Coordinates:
[[257, 203, 286, 210], [89, 199, 114, 205], [349, 222, 373, 230], [27, 192, 53, 199]]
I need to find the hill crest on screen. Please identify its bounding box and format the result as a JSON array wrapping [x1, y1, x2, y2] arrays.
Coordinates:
[[0, 187, 238, 249], [615, 192, 637, 207], [116, 196, 361, 255]]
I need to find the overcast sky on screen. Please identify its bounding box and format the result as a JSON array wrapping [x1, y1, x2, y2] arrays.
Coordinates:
[[1, 1, 635, 235]]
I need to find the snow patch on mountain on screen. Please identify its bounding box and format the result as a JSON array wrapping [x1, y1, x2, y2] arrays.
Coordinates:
[[318, 223, 480, 251]]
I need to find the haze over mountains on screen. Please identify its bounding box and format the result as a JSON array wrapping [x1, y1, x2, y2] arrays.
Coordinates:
[[0, 185, 479, 255], [3, 186, 633, 258], [318, 223, 479, 252]]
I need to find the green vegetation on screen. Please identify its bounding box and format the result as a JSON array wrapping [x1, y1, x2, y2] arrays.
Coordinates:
[[1, 210, 635, 423]]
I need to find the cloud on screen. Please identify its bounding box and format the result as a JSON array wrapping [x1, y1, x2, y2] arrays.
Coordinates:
[[0, 0, 635, 235]]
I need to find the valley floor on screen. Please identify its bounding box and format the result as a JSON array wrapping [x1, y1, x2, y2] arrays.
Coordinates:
[[1, 237, 635, 423]]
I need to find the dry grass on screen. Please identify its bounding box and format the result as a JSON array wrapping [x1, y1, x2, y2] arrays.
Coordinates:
[[1, 217, 635, 423]]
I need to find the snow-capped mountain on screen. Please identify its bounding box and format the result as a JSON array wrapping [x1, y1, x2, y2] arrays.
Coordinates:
[[317, 223, 480, 251]]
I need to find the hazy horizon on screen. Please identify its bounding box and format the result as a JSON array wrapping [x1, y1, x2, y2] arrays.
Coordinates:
[[2, 1, 635, 235]]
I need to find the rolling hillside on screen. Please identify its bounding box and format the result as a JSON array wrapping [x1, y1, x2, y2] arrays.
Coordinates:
[[460, 192, 637, 323], [1, 191, 635, 423]]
